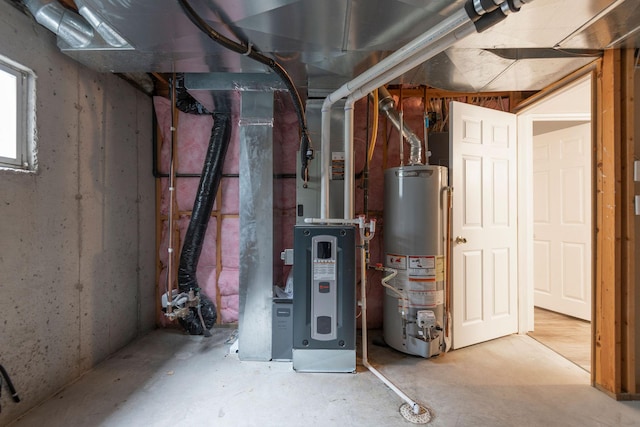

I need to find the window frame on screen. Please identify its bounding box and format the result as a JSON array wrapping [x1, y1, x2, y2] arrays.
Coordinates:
[[0, 55, 36, 172]]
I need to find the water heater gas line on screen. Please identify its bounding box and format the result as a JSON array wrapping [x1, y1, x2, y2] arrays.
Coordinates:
[[321, 0, 534, 219]]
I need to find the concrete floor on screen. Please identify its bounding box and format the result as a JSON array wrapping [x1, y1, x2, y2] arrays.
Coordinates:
[[9, 328, 640, 427]]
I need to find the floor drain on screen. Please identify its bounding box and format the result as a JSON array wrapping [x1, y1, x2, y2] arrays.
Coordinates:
[[400, 403, 432, 424]]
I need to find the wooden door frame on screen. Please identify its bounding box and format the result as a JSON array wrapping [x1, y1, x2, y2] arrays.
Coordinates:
[[516, 81, 593, 334], [516, 49, 637, 399]]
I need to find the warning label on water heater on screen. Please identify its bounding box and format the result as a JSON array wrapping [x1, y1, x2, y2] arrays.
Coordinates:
[[408, 255, 436, 278], [407, 289, 444, 308], [385, 254, 406, 270]]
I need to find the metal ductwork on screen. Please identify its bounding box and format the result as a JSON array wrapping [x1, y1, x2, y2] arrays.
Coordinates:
[[24, 0, 94, 48], [24, 0, 132, 49], [74, 0, 130, 48], [23, 0, 639, 93]]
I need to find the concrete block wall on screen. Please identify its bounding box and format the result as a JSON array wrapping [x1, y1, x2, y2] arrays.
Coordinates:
[[0, 3, 156, 424]]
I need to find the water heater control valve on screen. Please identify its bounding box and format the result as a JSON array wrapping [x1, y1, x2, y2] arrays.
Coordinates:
[[416, 310, 436, 329]]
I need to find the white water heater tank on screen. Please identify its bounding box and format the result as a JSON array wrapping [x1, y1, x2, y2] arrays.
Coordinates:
[[383, 165, 447, 358]]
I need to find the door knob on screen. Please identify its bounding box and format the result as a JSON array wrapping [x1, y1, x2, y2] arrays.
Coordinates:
[[455, 236, 467, 244]]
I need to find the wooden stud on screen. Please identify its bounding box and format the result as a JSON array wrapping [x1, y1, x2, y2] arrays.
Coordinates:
[[594, 49, 621, 394], [620, 48, 636, 394], [593, 48, 639, 398], [155, 121, 164, 326]]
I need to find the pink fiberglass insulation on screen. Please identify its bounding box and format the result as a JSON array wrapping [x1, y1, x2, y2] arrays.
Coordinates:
[[221, 293, 239, 324], [276, 178, 296, 210], [218, 268, 239, 323], [273, 93, 299, 175], [220, 217, 239, 269], [176, 178, 199, 212], [220, 178, 239, 214]]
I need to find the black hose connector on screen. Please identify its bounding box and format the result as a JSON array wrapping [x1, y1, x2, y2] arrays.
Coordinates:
[[465, 0, 501, 21], [473, 6, 508, 33], [506, 0, 523, 13], [464, 0, 482, 22]]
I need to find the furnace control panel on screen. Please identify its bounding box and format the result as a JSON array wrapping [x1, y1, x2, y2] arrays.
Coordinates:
[[311, 236, 338, 341]]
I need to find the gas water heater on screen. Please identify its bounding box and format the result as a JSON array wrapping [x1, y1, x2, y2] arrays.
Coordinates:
[[292, 225, 357, 372], [383, 165, 448, 358]]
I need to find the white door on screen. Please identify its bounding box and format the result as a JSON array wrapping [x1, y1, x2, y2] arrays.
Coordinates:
[[533, 122, 592, 321], [450, 101, 518, 349]]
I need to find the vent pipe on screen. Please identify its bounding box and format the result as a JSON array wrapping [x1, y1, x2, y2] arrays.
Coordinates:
[[377, 86, 423, 166]]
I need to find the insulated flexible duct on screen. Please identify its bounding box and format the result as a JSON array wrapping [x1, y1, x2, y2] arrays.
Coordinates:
[[176, 90, 232, 335]]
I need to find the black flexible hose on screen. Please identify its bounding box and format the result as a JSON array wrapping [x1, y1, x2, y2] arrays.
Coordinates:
[[175, 91, 231, 335], [178, 93, 231, 293], [177, 0, 313, 178], [0, 363, 20, 404]]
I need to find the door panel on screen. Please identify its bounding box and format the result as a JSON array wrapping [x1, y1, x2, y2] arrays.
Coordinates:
[[533, 122, 591, 320], [451, 102, 518, 349]]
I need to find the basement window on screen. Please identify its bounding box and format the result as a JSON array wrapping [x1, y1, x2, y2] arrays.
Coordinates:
[[0, 55, 36, 171]]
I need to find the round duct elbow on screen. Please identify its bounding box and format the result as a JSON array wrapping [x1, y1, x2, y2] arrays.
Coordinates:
[[24, 0, 94, 48], [75, 0, 130, 48]]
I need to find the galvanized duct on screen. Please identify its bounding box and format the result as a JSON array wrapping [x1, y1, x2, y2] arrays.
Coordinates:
[[24, 0, 94, 48], [24, 0, 130, 48]]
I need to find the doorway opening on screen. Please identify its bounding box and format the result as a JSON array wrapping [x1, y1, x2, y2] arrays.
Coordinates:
[[518, 73, 594, 372]]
